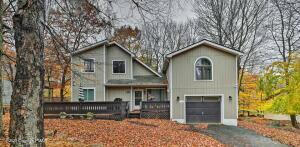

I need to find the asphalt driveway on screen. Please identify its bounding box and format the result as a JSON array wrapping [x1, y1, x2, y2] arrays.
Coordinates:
[[189, 124, 289, 147]]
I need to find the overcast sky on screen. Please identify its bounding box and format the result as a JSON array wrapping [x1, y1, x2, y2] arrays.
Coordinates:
[[113, 0, 196, 27]]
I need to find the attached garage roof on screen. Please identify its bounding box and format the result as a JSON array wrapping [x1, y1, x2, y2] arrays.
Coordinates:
[[167, 39, 244, 58]]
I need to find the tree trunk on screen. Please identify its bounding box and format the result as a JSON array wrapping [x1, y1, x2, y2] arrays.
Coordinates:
[[47, 75, 51, 101], [290, 114, 299, 129], [60, 67, 67, 102], [9, 0, 46, 146], [0, 0, 4, 138]]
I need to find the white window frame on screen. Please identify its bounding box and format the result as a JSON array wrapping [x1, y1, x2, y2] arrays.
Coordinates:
[[112, 60, 126, 74], [194, 56, 213, 81], [82, 58, 95, 73], [82, 87, 96, 101], [145, 88, 167, 101]]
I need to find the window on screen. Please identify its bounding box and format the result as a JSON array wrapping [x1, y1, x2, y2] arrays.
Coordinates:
[[146, 89, 166, 101], [195, 57, 212, 80], [83, 59, 95, 72], [83, 89, 95, 101], [112, 60, 125, 74]]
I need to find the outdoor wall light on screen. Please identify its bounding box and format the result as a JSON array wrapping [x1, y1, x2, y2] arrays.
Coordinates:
[[177, 96, 180, 101], [229, 96, 232, 101]]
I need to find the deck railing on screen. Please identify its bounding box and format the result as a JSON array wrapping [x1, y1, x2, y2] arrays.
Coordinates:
[[44, 101, 129, 120], [141, 101, 170, 119]]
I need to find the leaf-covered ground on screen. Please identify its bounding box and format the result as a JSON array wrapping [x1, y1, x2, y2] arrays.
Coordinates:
[[0, 114, 223, 147], [239, 117, 300, 147]]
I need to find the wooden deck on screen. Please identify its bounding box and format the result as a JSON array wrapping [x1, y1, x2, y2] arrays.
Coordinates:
[[43, 101, 170, 120]]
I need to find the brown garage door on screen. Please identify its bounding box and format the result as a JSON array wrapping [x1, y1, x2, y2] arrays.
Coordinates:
[[186, 96, 221, 123]]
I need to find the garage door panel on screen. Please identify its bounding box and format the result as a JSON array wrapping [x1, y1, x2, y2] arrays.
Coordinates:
[[186, 115, 202, 123], [202, 115, 221, 123], [186, 108, 220, 115], [186, 96, 221, 123], [186, 102, 220, 108]]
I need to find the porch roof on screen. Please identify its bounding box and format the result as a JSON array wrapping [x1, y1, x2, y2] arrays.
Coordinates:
[[105, 76, 168, 87]]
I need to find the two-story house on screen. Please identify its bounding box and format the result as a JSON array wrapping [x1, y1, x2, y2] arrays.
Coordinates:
[[71, 39, 243, 126], [71, 40, 168, 111]]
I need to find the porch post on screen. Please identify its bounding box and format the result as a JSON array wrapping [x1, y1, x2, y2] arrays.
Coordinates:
[[130, 86, 133, 111]]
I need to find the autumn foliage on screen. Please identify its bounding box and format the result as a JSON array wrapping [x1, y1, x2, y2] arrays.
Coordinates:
[[0, 114, 223, 147], [239, 117, 300, 147]]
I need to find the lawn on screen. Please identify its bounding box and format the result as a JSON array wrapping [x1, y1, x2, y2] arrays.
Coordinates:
[[239, 117, 300, 147], [0, 114, 223, 147]]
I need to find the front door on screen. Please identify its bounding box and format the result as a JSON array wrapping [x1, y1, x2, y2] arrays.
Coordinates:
[[134, 90, 143, 110]]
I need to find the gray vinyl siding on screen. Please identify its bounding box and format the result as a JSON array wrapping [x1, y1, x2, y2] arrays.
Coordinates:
[[133, 60, 155, 76], [106, 87, 131, 102], [171, 45, 237, 120], [71, 46, 105, 101], [106, 45, 132, 79], [71, 43, 164, 103]]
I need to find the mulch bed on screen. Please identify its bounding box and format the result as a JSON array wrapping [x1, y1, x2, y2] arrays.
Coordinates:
[[239, 117, 300, 147], [0, 114, 223, 147]]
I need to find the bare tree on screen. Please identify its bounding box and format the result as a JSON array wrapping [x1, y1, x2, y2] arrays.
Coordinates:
[[193, 0, 269, 91], [9, 0, 46, 146], [139, 18, 201, 71]]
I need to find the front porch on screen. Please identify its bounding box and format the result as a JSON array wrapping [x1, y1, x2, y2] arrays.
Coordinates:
[[105, 87, 168, 111], [105, 75, 169, 112]]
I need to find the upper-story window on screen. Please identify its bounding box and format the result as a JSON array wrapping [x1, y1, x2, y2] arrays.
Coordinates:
[[83, 58, 95, 73], [195, 57, 213, 80], [113, 60, 126, 74]]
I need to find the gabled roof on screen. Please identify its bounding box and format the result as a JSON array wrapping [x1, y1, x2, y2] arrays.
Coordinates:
[[166, 39, 243, 58], [71, 40, 162, 77], [71, 39, 108, 55]]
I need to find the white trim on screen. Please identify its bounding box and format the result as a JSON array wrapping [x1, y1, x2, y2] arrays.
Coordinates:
[[223, 119, 238, 126], [71, 57, 73, 101], [145, 88, 166, 101], [112, 60, 126, 74], [105, 84, 168, 87], [110, 41, 161, 77], [194, 56, 213, 81], [133, 89, 143, 110], [167, 40, 243, 58], [131, 57, 133, 79], [82, 87, 96, 101], [103, 45, 106, 101], [172, 119, 185, 123], [77, 41, 161, 77], [235, 56, 239, 119], [134, 58, 162, 77], [130, 86, 133, 111], [81, 58, 96, 73], [183, 94, 225, 124], [170, 59, 173, 119], [109, 41, 135, 57], [72, 40, 108, 55]]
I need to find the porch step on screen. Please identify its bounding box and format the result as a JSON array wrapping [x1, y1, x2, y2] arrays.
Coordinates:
[[128, 110, 140, 118]]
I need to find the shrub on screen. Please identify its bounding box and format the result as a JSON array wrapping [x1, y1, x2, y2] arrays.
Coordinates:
[[59, 112, 67, 119], [86, 112, 94, 120]]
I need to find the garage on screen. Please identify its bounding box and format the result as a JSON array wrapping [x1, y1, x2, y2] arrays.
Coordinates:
[[186, 96, 221, 123]]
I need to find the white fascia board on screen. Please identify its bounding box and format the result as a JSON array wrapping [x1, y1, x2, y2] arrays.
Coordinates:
[[133, 58, 162, 77], [167, 40, 243, 58], [72, 40, 108, 55]]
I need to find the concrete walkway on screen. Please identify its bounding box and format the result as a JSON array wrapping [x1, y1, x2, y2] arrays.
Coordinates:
[[190, 124, 289, 147]]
